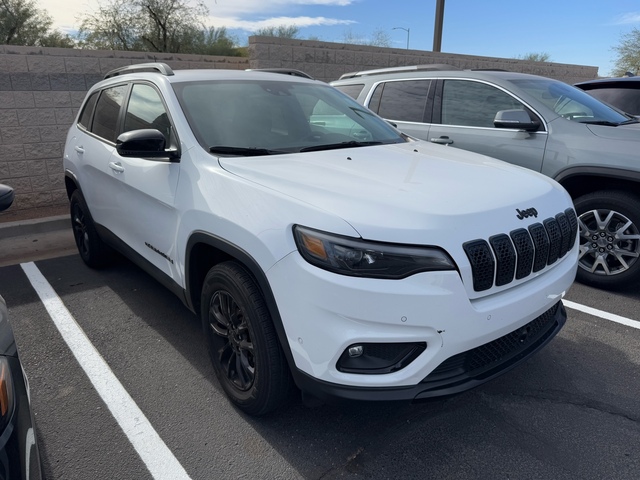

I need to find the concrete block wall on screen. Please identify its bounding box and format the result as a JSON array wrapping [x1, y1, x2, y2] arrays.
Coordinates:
[[0, 39, 598, 218], [0, 45, 248, 216], [248, 36, 599, 84]]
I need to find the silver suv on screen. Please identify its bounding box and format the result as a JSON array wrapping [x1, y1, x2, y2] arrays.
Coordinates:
[[331, 66, 640, 290]]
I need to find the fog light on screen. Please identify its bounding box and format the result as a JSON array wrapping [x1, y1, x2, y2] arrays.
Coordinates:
[[348, 345, 364, 357], [337, 342, 426, 374]]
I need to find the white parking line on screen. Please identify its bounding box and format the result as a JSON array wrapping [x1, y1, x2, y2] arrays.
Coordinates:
[[564, 299, 640, 330], [20, 262, 192, 480]]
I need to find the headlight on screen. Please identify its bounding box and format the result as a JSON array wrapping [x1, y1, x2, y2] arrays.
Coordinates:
[[0, 358, 14, 432], [293, 225, 456, 279]]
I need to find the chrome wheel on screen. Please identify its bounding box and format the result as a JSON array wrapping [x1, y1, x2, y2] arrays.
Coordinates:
[[578, 208, 640, 276]]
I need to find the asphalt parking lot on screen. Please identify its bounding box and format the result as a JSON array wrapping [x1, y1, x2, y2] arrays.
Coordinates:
[[1, 222, 639, 479]]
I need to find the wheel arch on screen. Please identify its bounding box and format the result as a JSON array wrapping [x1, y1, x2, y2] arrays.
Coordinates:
[[555, 167, 640, 200], [184, 232, 296, 368], [64, 170, 81, 200]]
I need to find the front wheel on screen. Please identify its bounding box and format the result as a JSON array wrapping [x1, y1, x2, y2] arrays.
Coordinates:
[[201, 262, 292, 415], [69, 190, 112, 268], [574, 190, 640, 289]]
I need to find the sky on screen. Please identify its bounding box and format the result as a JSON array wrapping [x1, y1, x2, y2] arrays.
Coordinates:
[[41, 0, 640, 77]]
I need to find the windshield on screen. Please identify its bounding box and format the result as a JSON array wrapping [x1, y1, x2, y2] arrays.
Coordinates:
[[172, 79, 406, 155], [510, 78, 632, 125]]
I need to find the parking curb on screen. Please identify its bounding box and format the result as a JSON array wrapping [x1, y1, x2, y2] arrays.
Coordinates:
[[0, 215, 71, 239]]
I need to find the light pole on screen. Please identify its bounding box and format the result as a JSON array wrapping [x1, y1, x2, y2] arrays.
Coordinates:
[[393, 27, 410, 50]]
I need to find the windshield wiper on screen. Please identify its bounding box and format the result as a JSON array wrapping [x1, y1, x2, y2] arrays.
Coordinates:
[[299, 140, 383, 153], [209, 146, 286, 156], [619, 118, 640, 125], [578, 120, 621, 126]]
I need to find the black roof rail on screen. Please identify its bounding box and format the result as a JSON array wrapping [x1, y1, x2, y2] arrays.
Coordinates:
[[338, 64, 460, 80], [245, 68, 314, 79], [104, 62, 175, 80]]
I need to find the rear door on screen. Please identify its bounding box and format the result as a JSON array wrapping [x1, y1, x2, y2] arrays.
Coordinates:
[[428, 79, 548, 172], [364, 79, 433, 139]]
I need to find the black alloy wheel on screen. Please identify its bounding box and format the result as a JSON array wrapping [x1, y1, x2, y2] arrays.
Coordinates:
[[201, 261, 292, 415]]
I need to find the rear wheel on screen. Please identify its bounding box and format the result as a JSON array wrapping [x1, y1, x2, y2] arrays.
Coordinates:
[[69, 190, 111, 268], [574, 190, 640, 289], [201, 261, 292, 415]]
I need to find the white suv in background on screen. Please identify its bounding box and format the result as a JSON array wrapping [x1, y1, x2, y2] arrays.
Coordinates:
[[63, 63, 578, 415]]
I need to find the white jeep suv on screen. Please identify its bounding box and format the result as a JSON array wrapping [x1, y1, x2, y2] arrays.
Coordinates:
[[63, 63, 578, 415]]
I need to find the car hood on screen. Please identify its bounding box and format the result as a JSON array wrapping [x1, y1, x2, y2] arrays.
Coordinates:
[[218, 141, 568, 243], [585, 121, 640, 140]]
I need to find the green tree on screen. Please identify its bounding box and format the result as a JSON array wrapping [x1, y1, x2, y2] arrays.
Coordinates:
[[612, 28, 640, 76], [254, 25, 300, 39], [184, 26, 240, 56], [0, 0, 73, 46], [516, 52, 552, 62]]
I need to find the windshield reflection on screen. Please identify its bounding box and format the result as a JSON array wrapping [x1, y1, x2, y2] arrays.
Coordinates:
[[512, 78, 632, 125], [173, 80, 406, 155]]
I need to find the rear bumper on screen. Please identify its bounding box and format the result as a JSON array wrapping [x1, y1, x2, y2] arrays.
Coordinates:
[[292, 301, 566, 404]]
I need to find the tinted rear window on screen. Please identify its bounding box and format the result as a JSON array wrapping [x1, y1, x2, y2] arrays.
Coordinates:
[[584, 87, 640, 115]]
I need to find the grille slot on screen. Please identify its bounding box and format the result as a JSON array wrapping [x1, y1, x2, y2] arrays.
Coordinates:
[[489, 234, 516, 286], [544, 218, 562, 265], [528, 223, 550, 273], [462, 240, 494, 292], [510, 228, 534, 279], [464, 210, 576, 292], [565, 208, 578, 250], [555, 212, 572, 258]]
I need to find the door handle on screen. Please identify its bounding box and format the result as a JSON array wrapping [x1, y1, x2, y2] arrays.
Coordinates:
[[430, 136, 453, 145], [109, 161, 125, 173], [74, 146, 84, 154]]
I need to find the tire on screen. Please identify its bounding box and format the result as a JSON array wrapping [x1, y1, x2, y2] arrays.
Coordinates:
[[69, 190, 112, 268], [574, 190, 640, 289], [201, 261, 292, 415]]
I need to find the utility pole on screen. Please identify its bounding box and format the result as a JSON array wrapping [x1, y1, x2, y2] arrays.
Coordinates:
[[433, 0, 445, 52]]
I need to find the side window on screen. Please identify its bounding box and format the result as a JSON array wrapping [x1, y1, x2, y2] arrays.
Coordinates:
[[92, 85, 128, 142], [124, 84, 172, 144], [369, 80, 431, 123], [441, 80, 525, 128], [78, 91, 99, 130], [333, 84, 365, 100]]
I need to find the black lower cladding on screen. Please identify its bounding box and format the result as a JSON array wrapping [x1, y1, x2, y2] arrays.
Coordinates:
[[291, 301, 566, 404], [419, 301, 562, 390]]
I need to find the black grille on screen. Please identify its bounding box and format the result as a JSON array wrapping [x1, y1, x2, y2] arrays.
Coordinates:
[[424, 302, 561, 383], [464, 210, 577, 292]]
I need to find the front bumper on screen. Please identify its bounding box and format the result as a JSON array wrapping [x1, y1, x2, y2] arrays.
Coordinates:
[[267, 248, 575, 399], [293, 301, 566, 403]]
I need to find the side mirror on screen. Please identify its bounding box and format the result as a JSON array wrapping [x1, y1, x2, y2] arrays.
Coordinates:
[[0, 184, 14, 212], [494, 109, 540, 132], [116, 129, 180, 160]]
